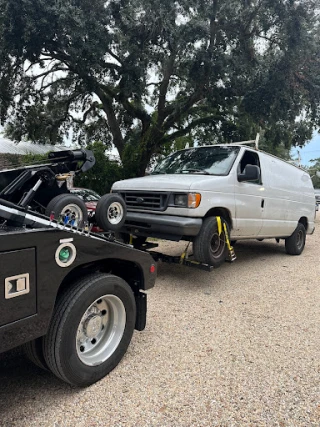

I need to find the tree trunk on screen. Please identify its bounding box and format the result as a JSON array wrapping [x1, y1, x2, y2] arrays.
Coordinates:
[[121, 127, 161, 178]]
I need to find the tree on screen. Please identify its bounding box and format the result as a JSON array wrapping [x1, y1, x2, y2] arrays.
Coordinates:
[[308, 158, 320, 188], [74, 142, 123, 194], [0, 0, 319, 177]]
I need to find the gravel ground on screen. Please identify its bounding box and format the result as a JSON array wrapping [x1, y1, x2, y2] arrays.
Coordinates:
[[1, 217, 319, 427]]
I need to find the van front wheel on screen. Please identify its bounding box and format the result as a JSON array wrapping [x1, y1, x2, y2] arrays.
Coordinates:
[[285, 223, 306, 255], [193, 217, 229, 267]]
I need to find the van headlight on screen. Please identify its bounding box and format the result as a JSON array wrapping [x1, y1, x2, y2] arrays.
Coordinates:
[[173, 193, 201, 208], [174, 194, 188, 206]]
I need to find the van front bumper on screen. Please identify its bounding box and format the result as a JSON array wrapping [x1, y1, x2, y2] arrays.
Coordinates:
[[122, 212, 203, 240]]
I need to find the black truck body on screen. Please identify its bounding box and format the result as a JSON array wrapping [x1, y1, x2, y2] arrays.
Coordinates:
[[0, 199, 156, 386]]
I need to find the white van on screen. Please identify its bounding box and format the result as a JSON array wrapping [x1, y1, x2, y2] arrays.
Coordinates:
[[111, 142, 315, 267]]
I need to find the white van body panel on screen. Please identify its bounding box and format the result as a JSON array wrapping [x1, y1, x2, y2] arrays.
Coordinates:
[[256, 154, 315, 237], [112, 145, 315, 240], [114, 174, 236, 219]]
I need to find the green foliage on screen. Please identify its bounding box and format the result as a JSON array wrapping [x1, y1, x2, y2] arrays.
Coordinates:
[[0, 0, 319, 176], [74, 142, 124, 194], [23, 152, 49, 164], [0, 153, 24, 169], [308, 158, 320, 188]]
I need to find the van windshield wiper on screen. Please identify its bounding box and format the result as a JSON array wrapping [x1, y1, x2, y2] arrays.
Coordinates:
[[181, 169, 211, 175]]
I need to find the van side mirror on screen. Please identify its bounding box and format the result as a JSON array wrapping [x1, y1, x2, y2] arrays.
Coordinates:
[[238, 165, 260, 182]]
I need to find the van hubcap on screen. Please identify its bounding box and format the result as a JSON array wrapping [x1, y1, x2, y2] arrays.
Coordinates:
[[210, 233, 225, 258], [296, 230, 304, 249]]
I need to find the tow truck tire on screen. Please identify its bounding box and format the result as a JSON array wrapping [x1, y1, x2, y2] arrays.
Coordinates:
[[45, 194, 88, 224], [23, 338, 48, 371], [285, 223, 306, 255], [193, 217, 229, 267], [43, 273, 136, 387], [95, 194, 127, 232]]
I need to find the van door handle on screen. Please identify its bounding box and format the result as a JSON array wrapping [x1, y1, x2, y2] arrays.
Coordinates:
[[261, 199, 265, 208]]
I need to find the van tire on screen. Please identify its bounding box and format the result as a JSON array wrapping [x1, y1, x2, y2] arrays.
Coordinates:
[[285, 223, 306, 255], [193, 217, 229, 267]]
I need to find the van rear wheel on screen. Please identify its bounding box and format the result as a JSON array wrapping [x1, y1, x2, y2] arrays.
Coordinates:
[[285, 223, 306, 255], [193, 217, 229, 267]]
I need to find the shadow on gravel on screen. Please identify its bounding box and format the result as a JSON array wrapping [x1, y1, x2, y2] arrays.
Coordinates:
[[0, 348, 79, 417], [154, 239, 287, 279]]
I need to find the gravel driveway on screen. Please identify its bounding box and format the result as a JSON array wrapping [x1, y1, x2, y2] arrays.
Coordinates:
[[1, 217, 319, 427]]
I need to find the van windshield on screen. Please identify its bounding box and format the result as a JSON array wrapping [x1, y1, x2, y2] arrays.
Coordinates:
[[151, 146, 240, 175]]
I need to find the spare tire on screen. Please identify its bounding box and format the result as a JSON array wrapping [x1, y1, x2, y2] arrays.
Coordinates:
[[95, 194, 126, 232], [45, 194, 88, 225]]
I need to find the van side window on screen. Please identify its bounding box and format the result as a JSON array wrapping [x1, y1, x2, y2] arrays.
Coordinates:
[[238, 150, 262, 184]]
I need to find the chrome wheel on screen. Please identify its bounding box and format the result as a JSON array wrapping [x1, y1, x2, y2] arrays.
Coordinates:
[[76, 294, 126, 366], [107, 202, 124, 225], [61, 203, 84, 224]]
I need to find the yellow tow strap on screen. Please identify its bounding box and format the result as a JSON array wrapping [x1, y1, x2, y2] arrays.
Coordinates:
[[223, 222, 233, 252], [216, 216, 222, 235]]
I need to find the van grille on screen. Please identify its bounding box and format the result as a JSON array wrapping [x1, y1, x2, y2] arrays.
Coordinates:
[[117, 191, 169, 211]]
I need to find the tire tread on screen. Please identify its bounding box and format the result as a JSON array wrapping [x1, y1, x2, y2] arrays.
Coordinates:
[[43, 273, 134, 386]]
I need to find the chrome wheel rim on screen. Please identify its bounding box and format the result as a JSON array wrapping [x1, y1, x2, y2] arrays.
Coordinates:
[[76, 294, 126, 366], [107, 202, 124, 225], [61, 203, 84, 224]]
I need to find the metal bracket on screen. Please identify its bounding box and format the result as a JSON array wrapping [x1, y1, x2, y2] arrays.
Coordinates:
[[5, 273, 30, 299]]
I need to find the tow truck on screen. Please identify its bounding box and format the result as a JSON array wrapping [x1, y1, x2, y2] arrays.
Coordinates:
[[0, 152, 156, 387]]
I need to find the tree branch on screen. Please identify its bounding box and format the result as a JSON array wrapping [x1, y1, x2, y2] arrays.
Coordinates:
[[28, 66, 68, 81], [209, 0, 219, 50], [24, 58, 54, 73], [159, 115, 220, 145], [96, 88, 125, 155], [163, 88, 206, 131], [157, 53, 176, 127], [69, 102, 99, 125], [105, 49, 123, 66], [39, 77, 73, 93]]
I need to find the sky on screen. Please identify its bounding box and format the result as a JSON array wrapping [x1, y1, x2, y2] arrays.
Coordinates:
[[291, 131, 320, 167]]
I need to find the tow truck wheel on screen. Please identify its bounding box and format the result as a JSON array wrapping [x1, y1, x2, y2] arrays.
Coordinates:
[[95, 194, 127, 232], [193, 216, 229, 267], [45, 194, 88, 225], [43, 273, 136, 387], [23, 338, 48, 371]]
